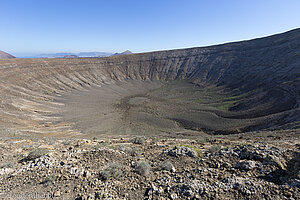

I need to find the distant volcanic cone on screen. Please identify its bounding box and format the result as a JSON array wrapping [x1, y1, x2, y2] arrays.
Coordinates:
[[0, 50, 15, 59]]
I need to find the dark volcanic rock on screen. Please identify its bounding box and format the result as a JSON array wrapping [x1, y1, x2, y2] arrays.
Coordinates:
[[166, 146, 198, 157], [235, 160, 257, 170]]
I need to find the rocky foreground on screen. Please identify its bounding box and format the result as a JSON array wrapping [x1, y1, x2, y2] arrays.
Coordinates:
[[0, 130, 299, 200]]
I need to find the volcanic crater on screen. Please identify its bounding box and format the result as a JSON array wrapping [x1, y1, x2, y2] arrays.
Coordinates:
[[0, 29, 299, 138]]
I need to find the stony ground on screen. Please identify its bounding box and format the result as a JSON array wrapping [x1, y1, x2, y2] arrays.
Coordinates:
[[0, 130, 299, 200]]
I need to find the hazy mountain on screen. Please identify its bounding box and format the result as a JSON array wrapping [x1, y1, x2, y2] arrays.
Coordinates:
[[37, 53, 74, 58], [38, 52, 114, 58], [63, 55, 79, 58], [112, 50, 133, 56], [14, 51, 134, 58], [17, 52, 114, 58], [0, 50, 15, 59], [77, 52, 113, 57]]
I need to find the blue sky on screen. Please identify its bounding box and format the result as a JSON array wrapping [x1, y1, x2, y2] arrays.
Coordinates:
[[1, 0, 299, 56]]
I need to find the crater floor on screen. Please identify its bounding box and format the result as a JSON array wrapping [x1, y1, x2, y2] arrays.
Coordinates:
[[54, 80, 273, 138]]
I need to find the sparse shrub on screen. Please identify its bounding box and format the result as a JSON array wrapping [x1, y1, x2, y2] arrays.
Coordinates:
[[130, 137, 146, 145], [100, 162, 125, 180], [62, 140, 72, 146], [43, 137, 55, 145], [95, 141, 110, 149], [129, 147, 141, 156], [0, 163, 14, 169], [135, 160, 151, 176], [117, 145, 141, 156], [158, 160, 175, 172], [208, 145, 221, 154], [42, 174, 57, 185], [196, 136, 210, 145], [150, 137, 159, 145], [116, 144, 128, 152], [21, 148, 49, 162]]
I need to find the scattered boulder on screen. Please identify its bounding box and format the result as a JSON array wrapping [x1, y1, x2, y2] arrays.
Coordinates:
[[166, 146, 197, 157], [0, 167, 14, 175], [54, 190, 61, 197], [235, 160, 257, 170]]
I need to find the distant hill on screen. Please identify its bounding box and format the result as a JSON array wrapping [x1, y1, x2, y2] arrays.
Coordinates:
[[63, 55, 79, 58], [14, 51, 133, 58], [37, 53, 74, 58], [112, 50, 133, 56], [0, 50, 15, 59], [33, 52, 113, 58], [77, 52, 113, 57]]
